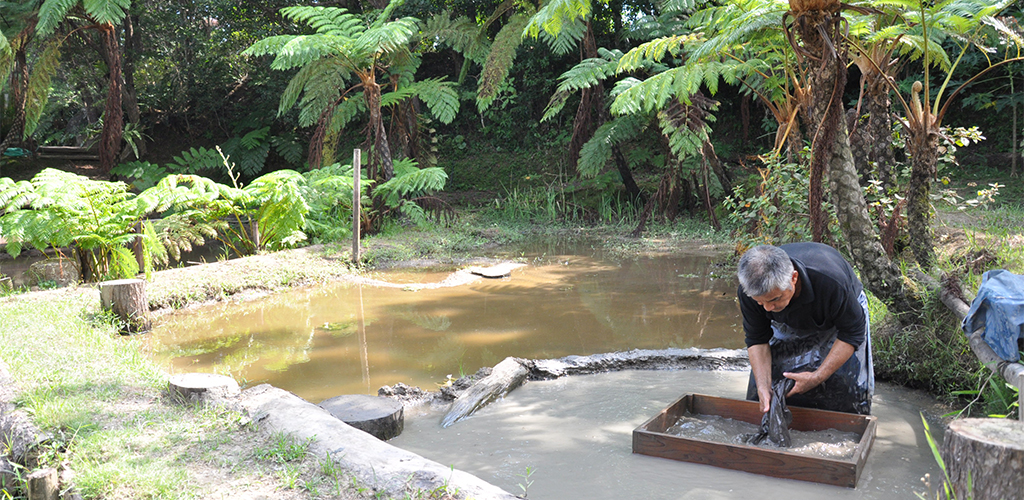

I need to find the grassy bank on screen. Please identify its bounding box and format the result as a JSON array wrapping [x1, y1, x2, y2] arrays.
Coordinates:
[[0, 290, 379, 499]]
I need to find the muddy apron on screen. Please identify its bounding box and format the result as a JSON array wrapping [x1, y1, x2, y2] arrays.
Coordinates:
[[746, 291, 874, 415]]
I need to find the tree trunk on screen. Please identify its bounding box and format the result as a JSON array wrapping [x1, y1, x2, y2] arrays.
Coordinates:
[[906, 128, 939, 270], [99, 278, 151, 333], [99, 23, 124, 175], [362, 77, 393, 183], [863, 72, 896, 190], [120, 12, 146, 159], [569, 21, 603, 170], [828, 111, 917, 314], [0, 39, 29, 152], [612, 146, 645, 205], [795, 12, 845, 243]]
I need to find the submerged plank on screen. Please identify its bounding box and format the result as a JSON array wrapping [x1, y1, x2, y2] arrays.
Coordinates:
[[441, 357, 529, 428]]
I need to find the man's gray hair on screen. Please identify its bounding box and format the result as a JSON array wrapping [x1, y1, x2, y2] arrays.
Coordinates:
[[737, 245, 795, 297]]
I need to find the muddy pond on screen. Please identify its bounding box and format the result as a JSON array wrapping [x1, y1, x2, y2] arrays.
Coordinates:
[[141, 240, 946, 498]]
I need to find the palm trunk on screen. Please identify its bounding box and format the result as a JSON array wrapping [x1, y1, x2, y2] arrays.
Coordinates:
[[863, 73, 896, 190], [99, 23, 124, 175], [0, 45, 28, 151]]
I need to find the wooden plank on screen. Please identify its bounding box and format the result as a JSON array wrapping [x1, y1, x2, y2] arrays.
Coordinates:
[[468, 262, 525, 278], [632, 393, 876, 488]]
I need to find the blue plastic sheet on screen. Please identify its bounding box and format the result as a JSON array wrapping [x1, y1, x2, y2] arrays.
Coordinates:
[[963, 269, 1024, 362]]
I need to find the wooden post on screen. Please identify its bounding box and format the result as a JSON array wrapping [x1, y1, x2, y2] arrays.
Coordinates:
[[131, 222, 145, 274], [99, 278, 152, 333], [352, 149, 361, 264], [941, 418, 1024, 500]]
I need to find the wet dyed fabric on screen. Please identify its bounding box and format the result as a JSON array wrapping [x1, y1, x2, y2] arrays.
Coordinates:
[[963, 269, 1024, 362], [743, 378, 796, 447]]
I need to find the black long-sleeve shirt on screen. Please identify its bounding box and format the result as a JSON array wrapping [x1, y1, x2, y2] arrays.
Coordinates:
[[739, 242, 866, 348]]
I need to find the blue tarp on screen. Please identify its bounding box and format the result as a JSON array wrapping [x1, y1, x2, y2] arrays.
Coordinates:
[[963, 269, 1024, 362]]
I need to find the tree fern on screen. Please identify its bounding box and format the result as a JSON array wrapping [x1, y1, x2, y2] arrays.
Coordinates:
[[36, 0, 78, 36], [24, 40, 61, 138], [373, 159, 447, 207], [82, 0, 130, 24], [477, 12, 532, 113], [422, 12, 491, 65], [409, 77, 459, 124], [245, 170, 309, 250], [576, 114, 649, 178]]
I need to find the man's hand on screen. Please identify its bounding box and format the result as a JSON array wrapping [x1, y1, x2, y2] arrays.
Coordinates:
[[748, 344, 773, 413]]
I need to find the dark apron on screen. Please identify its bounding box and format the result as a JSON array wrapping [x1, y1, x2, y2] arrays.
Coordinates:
[[746, 291, 874, 415]]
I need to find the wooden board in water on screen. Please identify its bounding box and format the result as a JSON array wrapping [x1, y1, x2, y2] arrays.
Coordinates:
[[632, 393, 876, 488]]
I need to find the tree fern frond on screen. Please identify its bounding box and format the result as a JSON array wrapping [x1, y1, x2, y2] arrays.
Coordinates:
[[409, 77, 459, 124], [280, 58, 349, 116], [657, 95, 718, 159], [477, 12, 531, 113], [374, 162, 448, 207], [618, 35, 692, 72], [610, 66, 701, 116], [554, 49, 622, 94], [24, 41, 61, 137], [280, 6, 362, 38], [246, 170, 309, 250], [381, 84, 418, 108], [541, 89, 571, 122], [524, 0, 593, 39], [576, 114, 649, 178], [423, 12, 491, 64], [82, 0, 131, 24], [36, 0, 78, 36], [538, 16, 586, 56], [356, 18, 419, 57], [326, 97, 366, 134]]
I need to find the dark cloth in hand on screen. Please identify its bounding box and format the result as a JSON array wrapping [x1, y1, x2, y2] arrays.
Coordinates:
[[743, 378, 796, 447]]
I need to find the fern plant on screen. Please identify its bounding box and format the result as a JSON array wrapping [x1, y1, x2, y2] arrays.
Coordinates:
[[243, 2, 458, 184], [0, 168, 157, 281]]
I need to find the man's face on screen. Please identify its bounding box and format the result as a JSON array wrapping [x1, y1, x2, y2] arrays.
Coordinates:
[[750, 271, 799, 313]]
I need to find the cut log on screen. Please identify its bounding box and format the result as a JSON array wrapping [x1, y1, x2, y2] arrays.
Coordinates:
[[26, 468, 57, 500], [941, 418, 1024, 500], [168, 373, 240, 406], [319, 394, 404, 440], [441, 357, 529, 428], [98, 278, 151, 333], [468, 262, 525, 279]]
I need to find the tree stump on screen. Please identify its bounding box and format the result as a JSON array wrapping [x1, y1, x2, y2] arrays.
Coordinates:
[[98, 278, 151, 333], [26, 467, 57, 500], [168, 373, 240, 406], [319, 394, 404, 440], [941, 418, 1024, 500]]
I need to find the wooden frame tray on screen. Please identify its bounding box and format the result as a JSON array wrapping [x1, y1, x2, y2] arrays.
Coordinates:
[[632, 393, 876, 488]]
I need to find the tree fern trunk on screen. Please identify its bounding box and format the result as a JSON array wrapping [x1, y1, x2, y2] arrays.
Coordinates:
[[863, 72, 896, 191], [829, 115, 916, 313], [793, 10, 844, 243], [120, 12, 146, 160], [0, 45, 28, 152], [906, 130, 939, 270], [363, 77, 394, 183], [99, 23, 124, 175]]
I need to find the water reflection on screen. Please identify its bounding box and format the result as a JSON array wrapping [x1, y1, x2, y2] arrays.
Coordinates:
[[143, 242, 741, 402]]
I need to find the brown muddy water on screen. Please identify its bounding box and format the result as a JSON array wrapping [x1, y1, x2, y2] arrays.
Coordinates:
[[142, 240, 948, 498], [143, 241, 739, 402]]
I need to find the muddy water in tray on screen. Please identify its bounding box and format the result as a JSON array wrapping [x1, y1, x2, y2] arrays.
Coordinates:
[[666, 412, 861, 459], [142, 240, 739, 401]]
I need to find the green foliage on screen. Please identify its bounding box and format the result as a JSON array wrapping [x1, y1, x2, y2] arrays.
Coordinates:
[[166, 147, 224, 175], [301, 162, 359, 243], [0, 169, 155, 281], [25, 41, 62, 138], [722, 154, 839, 247], [576, 114, 648, 177], [111, 161, 169, 191], [477, 12, 532, 113], [220, 127, 272, 179], [246, 170, 309, 250]]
